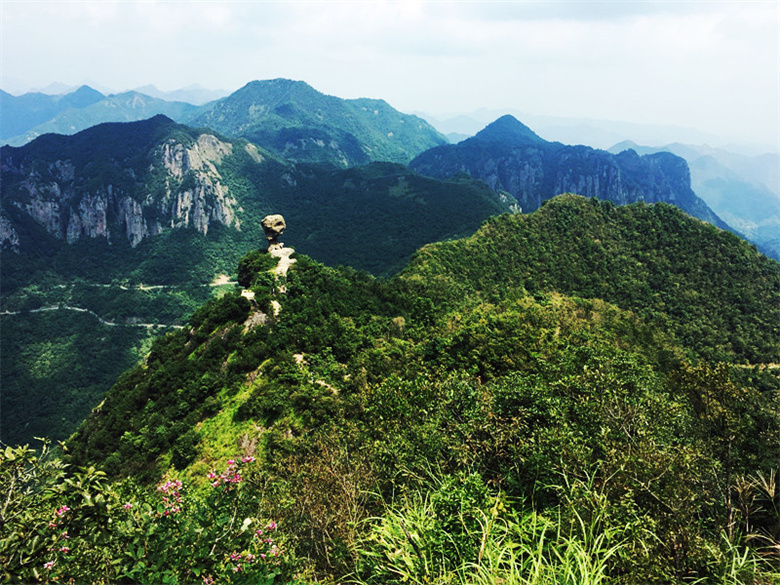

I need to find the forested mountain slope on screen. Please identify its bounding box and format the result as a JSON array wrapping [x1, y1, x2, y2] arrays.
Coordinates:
[[400, 194, 779, 364], [0, 117, 511, 445], [185, 78, 448, 166], [608, 140, 780, 261], [64, 195, 780, 583]]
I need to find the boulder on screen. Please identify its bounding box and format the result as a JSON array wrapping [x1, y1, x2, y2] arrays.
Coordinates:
[[261, 214, 286, 251]]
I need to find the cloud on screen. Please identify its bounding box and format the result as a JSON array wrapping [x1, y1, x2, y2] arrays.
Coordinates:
[[2, 0, 777, 146]]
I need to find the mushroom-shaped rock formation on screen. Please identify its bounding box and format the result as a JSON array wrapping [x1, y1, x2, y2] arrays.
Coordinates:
[[261, 214, 286, 251]]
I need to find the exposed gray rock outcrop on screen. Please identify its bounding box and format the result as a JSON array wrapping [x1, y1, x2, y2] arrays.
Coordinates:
[[261, 214, 286, 251], [1, 131, 241, 248], [0, 213, 20, 252]]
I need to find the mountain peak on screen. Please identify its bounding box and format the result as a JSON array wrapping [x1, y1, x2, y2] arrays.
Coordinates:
[[242, 78, 316, 94], [474, 115, 546, 146]]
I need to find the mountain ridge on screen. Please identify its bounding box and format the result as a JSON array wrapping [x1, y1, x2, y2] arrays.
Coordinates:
[[0, 116, 514, 446], [185, 78, 448, 166], [410, 115, 730, 230]]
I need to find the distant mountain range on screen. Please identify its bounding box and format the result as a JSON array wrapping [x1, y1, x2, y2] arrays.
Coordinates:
[[183, 79, 447, 166], [410, 115, 728, 231], [3, 79, 446, 167], [0, 85, 106, 140], [608, 140, 780, 260], [131, 84, 230, 105], [1, 89, 198, 146]]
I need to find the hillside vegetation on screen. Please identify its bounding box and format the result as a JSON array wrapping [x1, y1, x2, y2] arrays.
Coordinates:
[[0, 117, 512, 445], [28, 195, 777, 584]]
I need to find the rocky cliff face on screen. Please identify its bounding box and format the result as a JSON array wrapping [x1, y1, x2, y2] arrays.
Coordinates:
[[410, 116, 728, 229], [0, 212, 20, 251], [0, 122, 241, 250]]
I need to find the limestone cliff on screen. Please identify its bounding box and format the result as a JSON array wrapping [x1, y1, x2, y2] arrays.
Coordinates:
[[0, 117, 242, 249]]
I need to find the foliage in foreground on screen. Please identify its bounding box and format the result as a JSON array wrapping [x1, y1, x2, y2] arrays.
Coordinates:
[[355, 473, 780, 585], [0, 442, 290, 584], [2, 443, 778, 584]]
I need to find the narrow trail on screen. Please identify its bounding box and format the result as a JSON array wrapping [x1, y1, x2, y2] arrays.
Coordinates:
[[0, 305, 184, 329], [3, 275, 239, 328], [271, 247, 296, 278], [48, 276, 237, 291]]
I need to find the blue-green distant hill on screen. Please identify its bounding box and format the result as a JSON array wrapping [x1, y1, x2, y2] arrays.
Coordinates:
[[2, 91, 198, 146], [184, 78, 448, 166], [0, 85, 105, 140]]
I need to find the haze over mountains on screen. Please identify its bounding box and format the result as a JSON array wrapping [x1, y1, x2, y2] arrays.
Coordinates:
[[607, 141, 780, 260], [4, 80, 775, 248]]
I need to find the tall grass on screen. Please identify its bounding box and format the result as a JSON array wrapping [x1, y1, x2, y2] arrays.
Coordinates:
[[351, 479, 780, 585], [352, 492, 623, 585]]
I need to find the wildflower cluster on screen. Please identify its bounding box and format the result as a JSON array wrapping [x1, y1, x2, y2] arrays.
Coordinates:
[[43, 506, 72, 571], [3, 445, 293, 585], [47, 504, 69, 529], [207, 456, 255, 489], [157, 478, 183, 516], [225, 520, 281, 574]]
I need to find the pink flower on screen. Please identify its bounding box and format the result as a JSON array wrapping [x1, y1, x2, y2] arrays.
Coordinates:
[[255, 529, 263, 537], [266, 521, 277, 530], [60, 531, 69, 539], [44, 560, 56, 570], [233, 564, 242, 572], [59, 547, 70, 553], [123, 502, 133, 510], [55, 505, 69, 516], [241, 456, 255, 463], [48, 521, 58, 529], [227, 459, 235, 465], [202, 577, 215, 585]]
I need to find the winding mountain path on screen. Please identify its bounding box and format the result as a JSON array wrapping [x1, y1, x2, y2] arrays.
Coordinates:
[[0, 305, 184, 329]]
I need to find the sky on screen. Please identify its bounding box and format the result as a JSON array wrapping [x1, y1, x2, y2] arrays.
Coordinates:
[[2, 0, 779, 150]]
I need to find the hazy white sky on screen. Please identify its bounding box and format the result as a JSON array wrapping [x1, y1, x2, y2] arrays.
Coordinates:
[[2, 1, 778, 148]]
